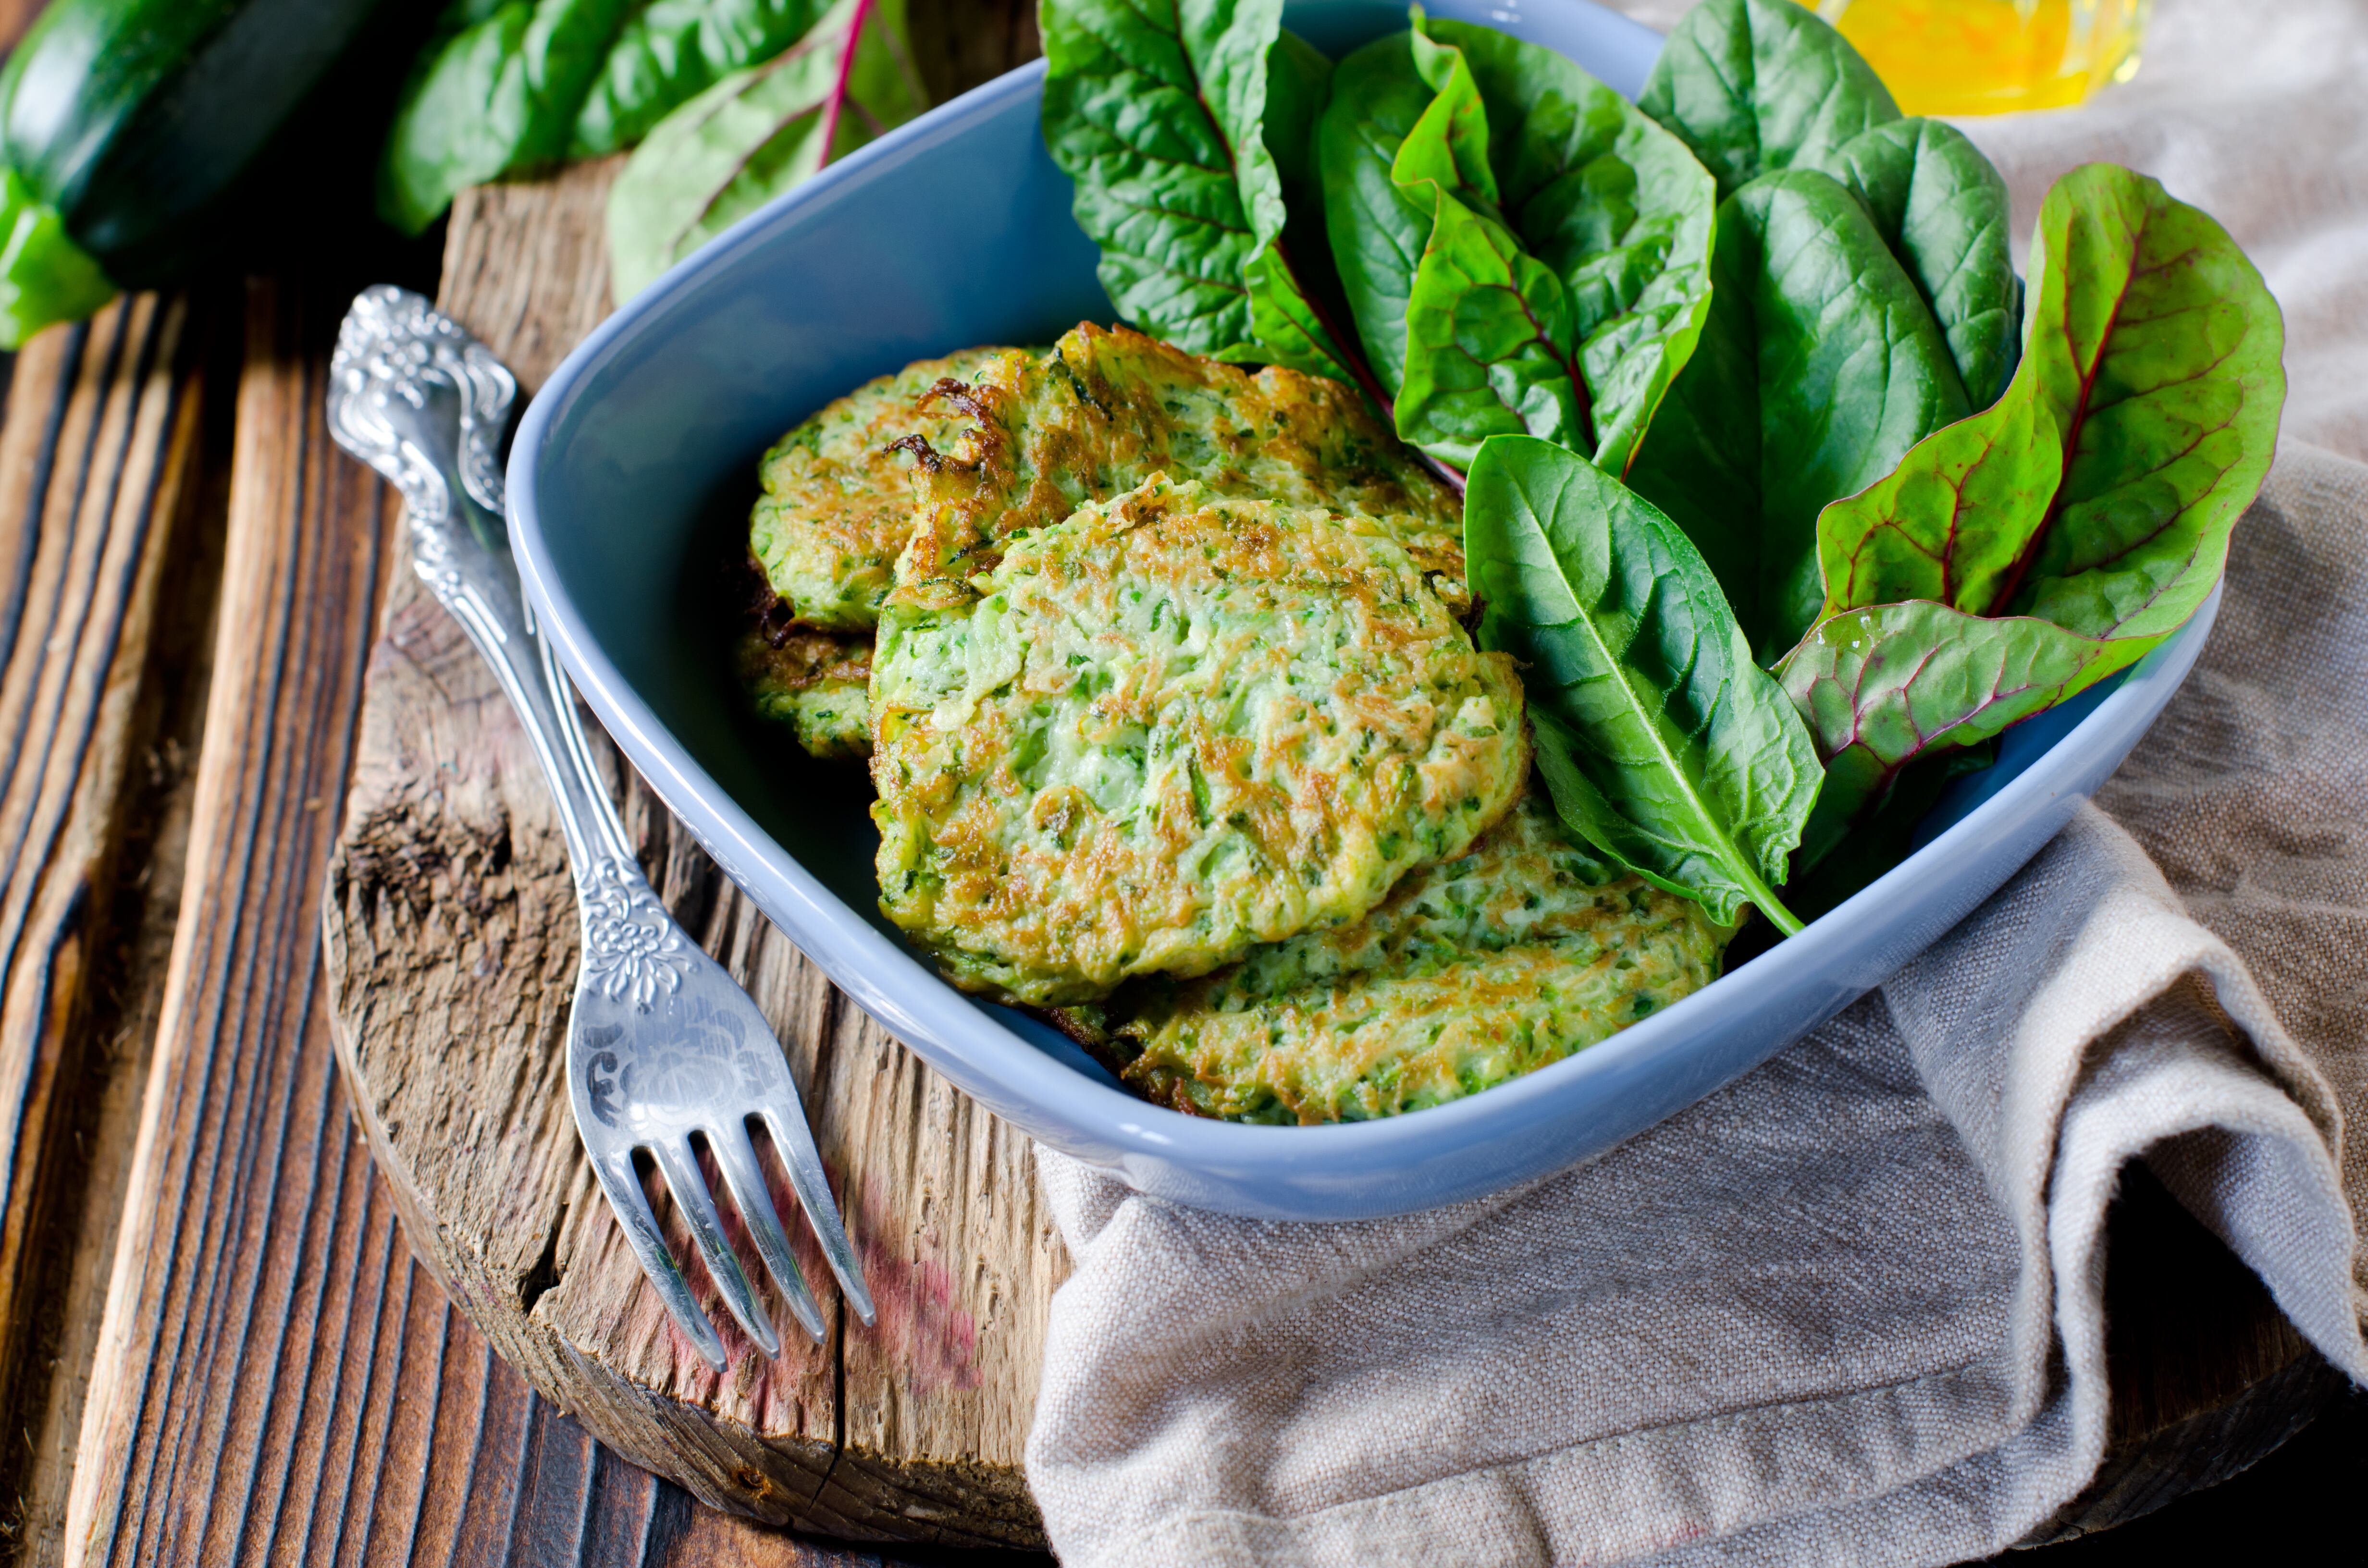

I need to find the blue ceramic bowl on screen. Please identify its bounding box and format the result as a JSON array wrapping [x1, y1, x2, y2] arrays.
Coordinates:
[[508, 0, 2216, 1220]]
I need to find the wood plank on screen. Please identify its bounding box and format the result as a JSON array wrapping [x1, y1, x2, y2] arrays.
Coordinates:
[[0, 294, 220, 1562], [60, 273, 400, 1568]]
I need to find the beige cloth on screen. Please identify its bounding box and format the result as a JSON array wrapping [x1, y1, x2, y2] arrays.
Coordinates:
[[1024, 3, 2368, 1563]]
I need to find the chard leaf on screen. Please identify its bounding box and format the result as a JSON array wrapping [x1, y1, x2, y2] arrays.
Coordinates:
[[1786, 741, 1995, 914], [1791, 165, 2285, 835], [1042, 0, 1366, 389], [1780, 600, 2138, 863], [1638, 0, 1898, 201], [606, 0, 923, 303], [1805, 117, 2019, 407], [1317, 21, 1717, 476], [571, 0, 826, 157], [1466, 436, 1821, 931], [381, 0, 634, 236], [1814, 164, 2284, 635], [1627, 169, 1969, 664], [2007, 164, 2285, 640], [1390, 26, 1589, 466]]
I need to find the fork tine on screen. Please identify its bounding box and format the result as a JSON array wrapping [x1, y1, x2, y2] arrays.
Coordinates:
[[709, 1117, 827, 1343], [651, 1138, 781, 1359], [586, 1149, 728, 1372], [757, 1097, 876, 1326]]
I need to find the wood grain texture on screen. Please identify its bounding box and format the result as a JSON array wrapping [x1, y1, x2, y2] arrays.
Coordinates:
[[0, 294, 218, 1561], [61, 274, 401, 1568], [319, 6, 1065, 1545]]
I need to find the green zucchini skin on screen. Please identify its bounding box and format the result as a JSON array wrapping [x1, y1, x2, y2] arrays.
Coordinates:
[[0, 0, 405, 289]]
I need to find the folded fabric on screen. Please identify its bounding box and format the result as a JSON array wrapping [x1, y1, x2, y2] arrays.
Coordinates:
[[1023, 2, 2368, 1559]]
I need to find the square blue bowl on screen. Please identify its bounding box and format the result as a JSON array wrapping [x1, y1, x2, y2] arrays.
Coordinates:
[[506, 0, 2215, 1220]]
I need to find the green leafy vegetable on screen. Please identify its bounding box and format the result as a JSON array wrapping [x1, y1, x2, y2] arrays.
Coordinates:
[[1314, 30, 1436, 399], [1787, 163, 2286, 835], [606, 0, 921, 303], [1805, 117, 2019, 406], [1782, 600, 2125, 867], [1447, 20, 1717, 478], [1626, 168, 1970, 664], [381, 0, 632, 237], [1390, 24, 1590, 465], [1638, 0, 1898, 201], [1785, 742, 1994, 917], [1465, 435, 1821, 931], [571, 0, 823, 156], [1315, 19, 1715, 475], [1039, 0, 1368, 393]]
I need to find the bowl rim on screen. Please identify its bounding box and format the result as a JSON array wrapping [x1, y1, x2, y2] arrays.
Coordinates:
[[506, 27, 2220, 1184]]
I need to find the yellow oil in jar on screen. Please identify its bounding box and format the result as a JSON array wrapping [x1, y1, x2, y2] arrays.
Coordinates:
[[1806, 0, 2151, 115]]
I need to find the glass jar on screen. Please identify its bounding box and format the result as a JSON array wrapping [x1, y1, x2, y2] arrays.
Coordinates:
[[1808, 0, 2153, 115]]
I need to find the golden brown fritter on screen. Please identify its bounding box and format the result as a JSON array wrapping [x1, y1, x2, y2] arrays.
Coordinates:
[[888, 322, 1465, 614], [1115, 789, 1733, 1123], [736, 627, 875, 762], [749, 346, 1027, 633], [869, 475, 1528, 1006]]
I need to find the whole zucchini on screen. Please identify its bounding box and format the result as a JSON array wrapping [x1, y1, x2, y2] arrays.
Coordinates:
[[0, 0, 410, 347]]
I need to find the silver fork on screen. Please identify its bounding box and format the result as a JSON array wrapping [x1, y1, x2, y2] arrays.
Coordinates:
[[326, 285, 874, 1370]]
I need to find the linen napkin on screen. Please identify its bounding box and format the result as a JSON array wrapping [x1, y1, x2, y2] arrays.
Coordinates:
[[1024, 2, 2368, 1562]]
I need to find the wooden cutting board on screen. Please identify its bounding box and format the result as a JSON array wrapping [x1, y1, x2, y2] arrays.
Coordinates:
[[318, 154, 1065, 1548], [317, 8, 1069, 1548]]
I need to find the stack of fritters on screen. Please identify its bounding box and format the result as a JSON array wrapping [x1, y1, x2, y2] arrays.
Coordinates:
[[741, 324, 1733, 1122]]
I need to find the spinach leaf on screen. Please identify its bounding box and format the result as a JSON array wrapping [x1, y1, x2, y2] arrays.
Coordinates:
[[1626, 168, 1969, 665], [1466, 435, 1821, 931], [1314, 32, 1436, 398], [1390, 25, 1590, 466], [606, 0, 922, 302], [1805, 117, 2019, 407], [1638, 0, 1898, 202], [572, 0, 826, 157], [382, 0, 634, 236], [1439, 20, 1717, 479], [1316, 21, 1717, 477], [1040, 0, 1367, 391], [1790, 164, 2285, 832]]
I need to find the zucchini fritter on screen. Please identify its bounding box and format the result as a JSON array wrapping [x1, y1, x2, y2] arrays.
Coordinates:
[[889, 322, 1464, 612], [737, 628, 874, 762], [870, 476, 1529, 1006], [750, 346, 1028, 633], [1114, 791, 1733, 1123]]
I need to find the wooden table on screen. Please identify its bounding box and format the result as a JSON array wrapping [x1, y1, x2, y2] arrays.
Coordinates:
[[0, 4, 2346, 1565]]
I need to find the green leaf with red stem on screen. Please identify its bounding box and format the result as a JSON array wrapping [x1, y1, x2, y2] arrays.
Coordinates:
[[1788, 165, 2284, 848], [1779, 600, 2139, 867], [1814, 163, 2284, 635], [605, 0, 925, 304]]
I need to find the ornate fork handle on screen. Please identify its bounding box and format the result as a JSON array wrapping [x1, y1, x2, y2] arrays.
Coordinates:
[[327, 286, 681, 993]]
